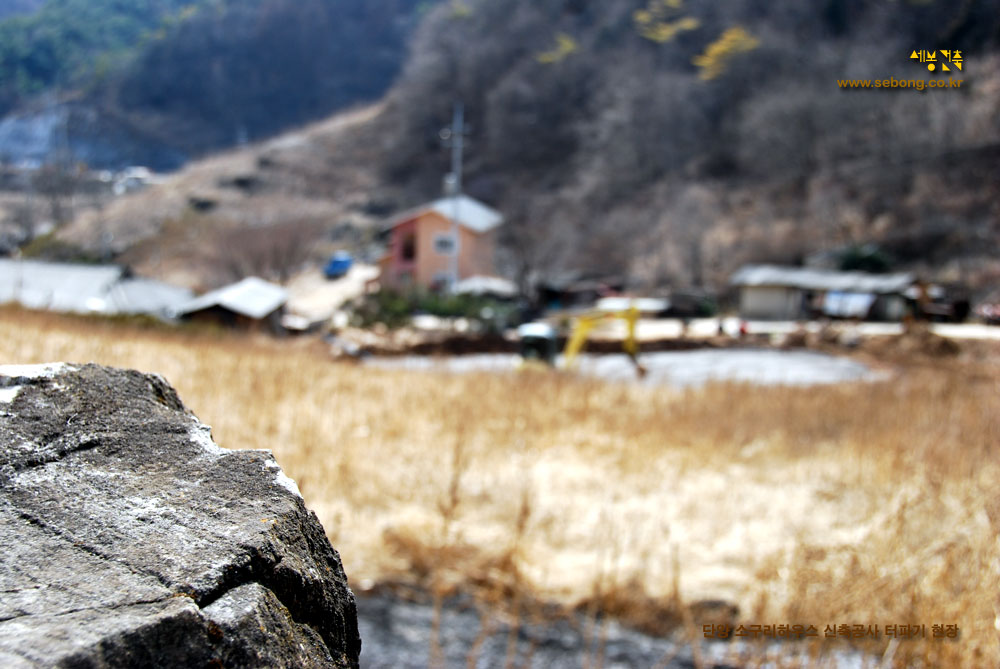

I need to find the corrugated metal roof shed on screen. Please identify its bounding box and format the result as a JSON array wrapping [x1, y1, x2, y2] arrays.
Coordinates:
[[427, 195, 503, 233], [0, 259, 123, 313], [108, 278, 193, 317], [175, 277, 287, 320], [385, 194, 504, 233], [730, 265, 914, 294]]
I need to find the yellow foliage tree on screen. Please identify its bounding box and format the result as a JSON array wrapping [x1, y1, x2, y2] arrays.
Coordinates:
[[639, 16, 700, 43], [536, 33, 578, 64], [692, 26, 760, 80], [634, 0, 700, 43]]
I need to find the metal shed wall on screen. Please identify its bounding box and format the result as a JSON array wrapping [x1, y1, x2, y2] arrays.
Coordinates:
[[739, 286, 802, 320]]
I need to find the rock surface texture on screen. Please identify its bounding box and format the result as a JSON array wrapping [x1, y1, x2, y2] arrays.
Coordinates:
[[0, 363, 360, 668]]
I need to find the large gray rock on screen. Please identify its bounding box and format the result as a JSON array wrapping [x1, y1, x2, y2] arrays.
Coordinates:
[[0, 363, 361, 668]]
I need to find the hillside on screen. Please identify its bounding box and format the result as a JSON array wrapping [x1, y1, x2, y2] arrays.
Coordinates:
[[57, 105, 385, 290], [109, 0, 430, 156], [0, 0, 199, 115], [0, 0, 431, 168], [374, 0, 1000, 292], [51, 0, 1000, 295]]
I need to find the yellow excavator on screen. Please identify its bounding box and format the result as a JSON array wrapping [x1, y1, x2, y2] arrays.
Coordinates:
[[517, 306, 646, 377]]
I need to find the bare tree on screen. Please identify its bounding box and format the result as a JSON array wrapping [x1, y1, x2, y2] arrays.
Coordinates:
[[209, 219, 322, 285], [632, 183, 721, 289], [497, 194, 579, 298]]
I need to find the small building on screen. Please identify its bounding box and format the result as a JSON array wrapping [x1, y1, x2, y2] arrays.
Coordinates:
[[174, 277, 287, 331], [536, 273, 626, 311], [106, 277, 196, 318], [378, 194, 503, 291], [0, 259, 191, 318], [730, 265, 914, 321]]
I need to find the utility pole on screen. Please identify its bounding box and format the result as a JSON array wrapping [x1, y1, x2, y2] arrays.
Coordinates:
[[441, 102, 464, 291]]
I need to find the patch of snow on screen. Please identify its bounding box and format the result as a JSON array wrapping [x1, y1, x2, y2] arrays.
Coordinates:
[[187, 423, 227, 458], [0, 363, 73, 404], [0, 362, 70, 379], [366, 350, 881, 389], [264, 458, 303, 499]]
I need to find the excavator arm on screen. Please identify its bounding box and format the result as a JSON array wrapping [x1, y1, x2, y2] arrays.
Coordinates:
[[563, 306, 646, 377]]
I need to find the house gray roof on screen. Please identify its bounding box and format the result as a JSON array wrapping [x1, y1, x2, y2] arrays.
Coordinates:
[[386, 194, 504, 234], [730, 265, 915, 294], [0, 259, 198, 317], [108, 278, 193, 317], [175, 277, 287, 320], [0, 259, 124, 313]]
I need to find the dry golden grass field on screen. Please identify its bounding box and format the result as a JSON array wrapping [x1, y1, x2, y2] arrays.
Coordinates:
[[2, 306, 998, 667]]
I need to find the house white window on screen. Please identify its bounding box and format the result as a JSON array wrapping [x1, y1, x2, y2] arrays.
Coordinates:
[[433, 233, 456, 255]]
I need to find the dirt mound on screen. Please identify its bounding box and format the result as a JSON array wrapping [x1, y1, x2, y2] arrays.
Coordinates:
[[865, 324, 961, 359]]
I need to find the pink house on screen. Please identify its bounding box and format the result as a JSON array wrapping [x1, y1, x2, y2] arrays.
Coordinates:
[[378, 194, 504, 291]]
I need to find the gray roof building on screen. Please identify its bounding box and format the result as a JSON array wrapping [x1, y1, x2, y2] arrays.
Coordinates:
[[730, 265, 914, 321], [108, 278, 194, 317], [0, 259, 192, 317], [175, 277, 288, 320], [730, 265, 914, 294], [0, 260, 122, 313], [384, 194, 504, 234]]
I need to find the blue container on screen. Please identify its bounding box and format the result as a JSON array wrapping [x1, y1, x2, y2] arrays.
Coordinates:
[[324, 251, 353, 279]]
